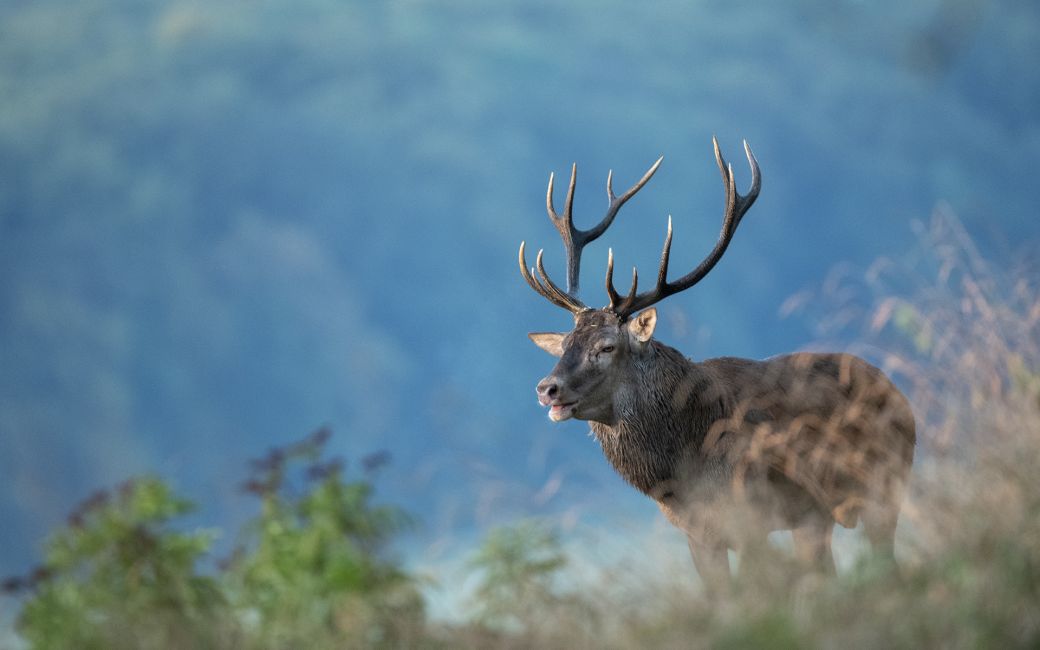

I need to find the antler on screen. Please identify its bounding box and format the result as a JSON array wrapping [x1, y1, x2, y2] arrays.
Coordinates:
[[518, 156, 664, 314], [518, 242, 589, 313], [606, 137, 761, 320]]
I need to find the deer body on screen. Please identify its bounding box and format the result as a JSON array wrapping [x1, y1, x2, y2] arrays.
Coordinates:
[[519, 139, 915, 584]]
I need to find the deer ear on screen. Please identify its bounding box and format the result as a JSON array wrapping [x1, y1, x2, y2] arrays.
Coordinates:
[[528, 332, 566, 357], [627, 308, 657, 343]]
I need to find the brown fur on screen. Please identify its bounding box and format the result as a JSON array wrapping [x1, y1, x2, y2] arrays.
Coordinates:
[[534, 308, 915, 585], [524, 143, 913, 584]]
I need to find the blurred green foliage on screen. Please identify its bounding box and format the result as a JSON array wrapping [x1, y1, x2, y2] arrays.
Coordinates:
[[466, 520, 568, 629], [225, 429, 424, 648], [8, 431, 423, 649], [14, 477, 226, 649]]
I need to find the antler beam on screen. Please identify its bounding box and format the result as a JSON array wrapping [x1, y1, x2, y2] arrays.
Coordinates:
[[606, 137, 760, 319], [547, 157, 663, 294], [518, 138, 759, 319], [518, 156, 663, 314]]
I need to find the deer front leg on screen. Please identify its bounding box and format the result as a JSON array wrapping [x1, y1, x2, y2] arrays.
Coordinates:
[[657, 492, 731, 590], [791, 515, 836, 575], [687, 533, 731, 593]]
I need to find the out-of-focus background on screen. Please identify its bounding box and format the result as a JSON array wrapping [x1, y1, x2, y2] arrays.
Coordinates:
[[1, 0, 1037, 629]]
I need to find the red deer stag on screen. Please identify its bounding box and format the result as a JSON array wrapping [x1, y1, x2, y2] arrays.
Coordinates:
[[519, 138, 915, 586]]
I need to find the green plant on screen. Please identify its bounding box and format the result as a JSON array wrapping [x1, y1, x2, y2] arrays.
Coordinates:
[[224, 429, 424, 649], [466, 520, 567, 630], [13, 477, 227, 650], [5, 430, 423, 649]]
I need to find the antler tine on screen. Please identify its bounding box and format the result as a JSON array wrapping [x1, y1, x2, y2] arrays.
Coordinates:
[[518, 241, 587, 314], [656, 215, 673, 288], [565, 163, 577, 224], [543, 157, 663, 295], [593, 156, 664, 241], [715, 137, 761, 233], [546, 165, 579, 229], [606, 248, 646, 315], [547, 163, 580, 293], [605, 248, 620, 309], [518, 242, 558, 306], [535, 248, 587, 313], [610, 138, 761, 320]]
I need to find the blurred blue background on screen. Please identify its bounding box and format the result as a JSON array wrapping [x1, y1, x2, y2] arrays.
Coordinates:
[[1, 0, 1037, 583]]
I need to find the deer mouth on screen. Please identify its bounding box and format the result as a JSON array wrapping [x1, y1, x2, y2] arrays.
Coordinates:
[[548, 401, 578, 422]]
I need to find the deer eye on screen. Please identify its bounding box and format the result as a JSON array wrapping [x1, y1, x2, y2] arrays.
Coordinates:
[[599, 345, 615, 354]]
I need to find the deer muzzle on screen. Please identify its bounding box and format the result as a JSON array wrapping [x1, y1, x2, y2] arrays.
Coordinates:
[[536, 376, 578, 421]]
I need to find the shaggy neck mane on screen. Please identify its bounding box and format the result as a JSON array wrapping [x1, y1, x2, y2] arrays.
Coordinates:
[[590, 341, 727, 496]]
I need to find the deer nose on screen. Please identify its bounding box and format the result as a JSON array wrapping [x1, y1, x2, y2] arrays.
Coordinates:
[[536, 378, 559, 405]]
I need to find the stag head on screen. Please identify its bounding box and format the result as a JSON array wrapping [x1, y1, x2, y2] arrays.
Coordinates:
[[520, 138, 761, 423], [529, 308, 659, 423]]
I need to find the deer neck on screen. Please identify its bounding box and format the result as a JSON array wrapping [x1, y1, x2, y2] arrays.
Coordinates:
[[589, 341, 729, 497]]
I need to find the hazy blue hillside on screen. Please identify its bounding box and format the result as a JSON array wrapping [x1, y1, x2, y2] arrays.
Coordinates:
[[1, 0, 1038, 581]]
